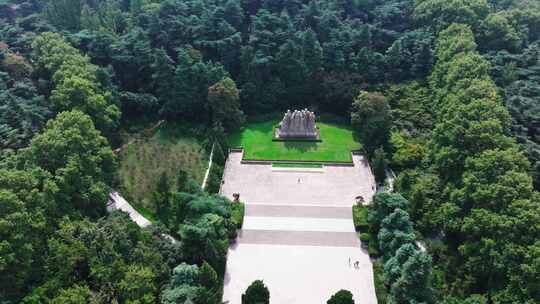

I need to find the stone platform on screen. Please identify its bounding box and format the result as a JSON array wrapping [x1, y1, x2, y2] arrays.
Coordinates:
[[221, 151, 377, 304], [220, 151, 375, 206]]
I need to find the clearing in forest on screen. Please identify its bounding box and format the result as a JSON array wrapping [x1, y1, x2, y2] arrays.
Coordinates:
[[228, 120, 361, 163], [117, 123, 208, 218]]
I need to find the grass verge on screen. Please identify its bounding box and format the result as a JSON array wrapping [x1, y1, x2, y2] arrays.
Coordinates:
[[130, 203, 157, 223]]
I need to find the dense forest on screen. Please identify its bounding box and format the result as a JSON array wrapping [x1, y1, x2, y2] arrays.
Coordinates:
[[1, 0, 539, 303]]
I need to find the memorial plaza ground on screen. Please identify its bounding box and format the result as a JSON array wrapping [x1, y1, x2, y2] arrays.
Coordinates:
[[221, 150, 378, 304]]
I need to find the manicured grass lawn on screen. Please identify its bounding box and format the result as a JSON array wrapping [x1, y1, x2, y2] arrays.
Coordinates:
[[272, 162, 323, 168], [229, 120, 361, 162]]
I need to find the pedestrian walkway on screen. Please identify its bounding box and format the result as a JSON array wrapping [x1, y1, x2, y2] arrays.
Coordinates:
[[107, 191, 178, 243], [221, 151, 377, 304], [107, 191, 151, 227]]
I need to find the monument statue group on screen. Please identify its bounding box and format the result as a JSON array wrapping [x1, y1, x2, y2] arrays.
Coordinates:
[[276, 109, 319, 139]]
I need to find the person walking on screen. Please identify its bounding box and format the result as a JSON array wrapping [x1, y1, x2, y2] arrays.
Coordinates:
[[348, 257, 351, 267]]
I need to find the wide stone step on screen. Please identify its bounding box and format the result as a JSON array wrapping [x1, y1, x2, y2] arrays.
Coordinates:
[[243, 216, 355, 233], [245, 204, 353, 219], [236, 229, 360, 247]]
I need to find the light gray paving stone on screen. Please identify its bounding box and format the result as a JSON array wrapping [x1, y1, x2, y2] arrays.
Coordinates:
[[221, 150, 378, 304], [223, 244, 377, 304], [245, 204, 353, 219], [243, 216, 355, 232], [236, 229, 361, 247], [221, 151, 375, 206]]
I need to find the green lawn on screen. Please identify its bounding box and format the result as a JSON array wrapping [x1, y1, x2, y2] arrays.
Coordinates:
[[229, 120, 361, 162], [272, 162, 323, 168]]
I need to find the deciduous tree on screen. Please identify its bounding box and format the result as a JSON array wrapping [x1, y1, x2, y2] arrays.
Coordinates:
[[208, 77, 245, 132], [351, 91, 391, 155], [24, 110, 116, 218]]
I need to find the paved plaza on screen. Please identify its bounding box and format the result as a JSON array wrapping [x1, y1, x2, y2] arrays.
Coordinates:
[[221, 151, 378, 304], [221, 151, 375, 206]]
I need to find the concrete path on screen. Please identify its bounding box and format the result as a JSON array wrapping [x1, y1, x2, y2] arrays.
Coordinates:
[[222, 151, 377, 304], [107, 191, 178, 243], [107, 191, 151, 227], [201, 143, 215, 190]]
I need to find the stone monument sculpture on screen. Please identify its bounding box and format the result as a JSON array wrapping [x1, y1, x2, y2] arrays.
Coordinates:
[[276, 109, 318, 139]]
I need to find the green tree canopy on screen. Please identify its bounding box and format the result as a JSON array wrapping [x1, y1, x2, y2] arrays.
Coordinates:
[[0, 169, 49, 300], [414, 0, 490, 33], [0, 73, 51, 150], [242, 280, 270, 304], [368, 192, 409, 235], [327, 289, 354, 304], [351, 91, 392, 155], [208, 77, 245, 132], [32, 32, 120, 132], [378, 208, 416, 259], [385, 244, 434, 304], [24, 110, 116, 218]]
